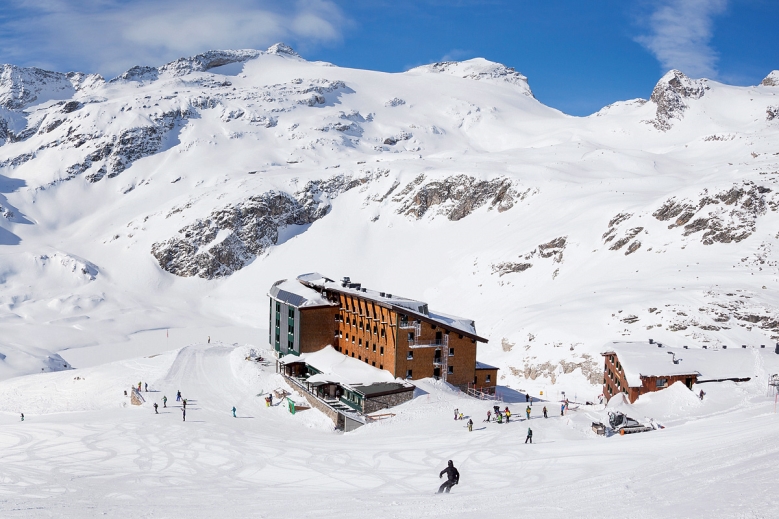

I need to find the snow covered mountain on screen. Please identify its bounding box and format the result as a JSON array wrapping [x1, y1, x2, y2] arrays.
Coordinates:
[[1, 44, 778, 395]]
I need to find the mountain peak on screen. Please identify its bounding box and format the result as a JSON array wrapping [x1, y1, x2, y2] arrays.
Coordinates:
[[648, 69, 708, 131], [408, 58, 533, 97], [267, 43, 300, 57], [760, 70, 779, 87]]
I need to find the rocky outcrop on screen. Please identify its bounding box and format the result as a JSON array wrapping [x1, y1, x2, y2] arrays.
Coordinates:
[[653, 182, 772, 245], [760, 71, 779, 87], [768, 106, 779, 121], [492, 236, 566, 276], [152, 174, 371, 278], [395, 175, 527, 221], [412, 58, 534, 97], [648, 70, 708, 131]]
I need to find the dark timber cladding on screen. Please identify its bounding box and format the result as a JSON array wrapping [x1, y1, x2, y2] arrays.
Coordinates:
[[292, 272, 493, 389]]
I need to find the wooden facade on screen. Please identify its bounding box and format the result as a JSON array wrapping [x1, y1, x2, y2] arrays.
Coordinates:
[[602, 351, 697, 404]]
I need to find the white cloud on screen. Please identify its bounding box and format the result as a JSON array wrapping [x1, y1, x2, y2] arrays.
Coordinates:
[[636, 0, 727, 78], [0, 0, 347, 77]]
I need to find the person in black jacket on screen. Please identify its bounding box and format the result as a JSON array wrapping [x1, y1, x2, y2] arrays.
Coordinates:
[[438, 460, 460, 493]]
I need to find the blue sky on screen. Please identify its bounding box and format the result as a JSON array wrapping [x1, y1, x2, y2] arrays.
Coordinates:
[[0, 0, 777, 115]]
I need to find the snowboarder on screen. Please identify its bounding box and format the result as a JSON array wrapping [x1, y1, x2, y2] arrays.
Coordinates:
[[176, 390, 181, 402], [163, 396, 167, 408], [153, 403, 158, 414], [543, 406, 548, 418], [699, 390, 705, 400], [182, 408, 186, 422], [20, 413, 24, 422], [232, 406, 237, 418], [438, 460, 460, 494], [144, 382, 148, 392], [454, 408, 459, 420], [526, 406, 531, 420], [525, 427, 533, 444], [486, 410, 491, 422], [504, 407, 511, 423], [467, 418, 473, 432], [561, 403, 565, 416]]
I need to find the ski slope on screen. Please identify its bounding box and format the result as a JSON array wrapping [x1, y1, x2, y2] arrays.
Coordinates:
[[0, 341, 777, 517]]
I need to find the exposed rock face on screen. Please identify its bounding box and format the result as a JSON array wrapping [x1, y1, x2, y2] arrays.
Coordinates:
[[413, 58, 534, 97], [761, 71, 779, 87], [768, 106, 779, 121], [158, 49, 263, 78], [152, 174, 370, 278], [491, 236, 566, 276], [653, 182, 773, 245], [648, 70, 708, 131], [513, 354, 601, 385], [395, 175, 527, 220], [0, 64, 100, 110]]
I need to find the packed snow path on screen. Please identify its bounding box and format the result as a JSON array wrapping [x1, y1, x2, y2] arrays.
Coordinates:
[[0, 343, 777, 517]]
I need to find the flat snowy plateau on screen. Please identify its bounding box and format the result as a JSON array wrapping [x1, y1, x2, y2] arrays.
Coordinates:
[[1, 45, 778, 517]]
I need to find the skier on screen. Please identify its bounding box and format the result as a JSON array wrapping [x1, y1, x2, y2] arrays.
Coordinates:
[[182, 408, 186, 422], [543, 406, 548, 419], [454, 408, 459, 420], [486, 410, 491, 422], [163, 396, 167, 408], [504, 407, 511, 423], [560, 403, 565, 416], [153, 403, 158, 414], [176, 390, 181, 402], [138, 382, 142, 391], [437, 460, 460, 494], [144, 382, 148, 392], [208, 335, 211, 344], [182, 399, 187, 409], [467, 418, 473, 432], [699, 390, 705, 400], [268, 394, 273, 406], [232, 406, 237, 418], [525, 427, 533, 444], [496, 412, 503, 424], [526, 406, 531, 420], [20, 413, 24, 422]]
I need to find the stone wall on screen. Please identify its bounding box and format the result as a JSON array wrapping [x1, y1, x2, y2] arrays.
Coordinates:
[[363, 390, 413, 414]]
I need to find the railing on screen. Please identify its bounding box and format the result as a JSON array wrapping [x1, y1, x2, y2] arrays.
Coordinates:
[[399, 321, 419, 329], [408, 335, 449, 348]]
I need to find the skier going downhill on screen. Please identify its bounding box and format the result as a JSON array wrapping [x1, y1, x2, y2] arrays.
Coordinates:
[[438, 460, 460, 494], [163, 396, 167, 408], [232, 406, 237, 418]]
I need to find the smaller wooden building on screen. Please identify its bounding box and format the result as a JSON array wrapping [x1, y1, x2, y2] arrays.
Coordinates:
[[602, 341, 755, 403]]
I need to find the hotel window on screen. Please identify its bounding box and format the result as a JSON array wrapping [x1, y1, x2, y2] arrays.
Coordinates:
[[407, 332, 414, 342], [656, 378, 668, 388], [372, 362, 376, 367], [372, 344, 376, 352], [358, 339, 362, 346], [379, 364, 383, 370], [373, 326, 377, 335], [359, 321, 363, 330], [448, 348, 454, 357], [458, 334, 463, 339], [406, 370, 412, 379], [358, 355, 362, 360], [447, 366, 454, 375], [486, 374, 491, 383], [346, 333, 349, 340], [381, 328, 386, 338], [407, 351, 413, 360], [380, 347, 384, 355]]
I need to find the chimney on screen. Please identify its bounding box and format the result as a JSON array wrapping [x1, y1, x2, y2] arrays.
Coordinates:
[[387, 294, 392, 298], [361, 288, 367, 293], [703, 345, 707, 349], [649, 338, 654, 344], [683, 345, 688, 349], [723, 345, 727, 349], [742, 345, 747, 349], [380, 292, 385, 297]]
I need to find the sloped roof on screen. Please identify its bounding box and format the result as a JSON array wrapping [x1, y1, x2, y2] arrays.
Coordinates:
[[268, 279, 336, 309]]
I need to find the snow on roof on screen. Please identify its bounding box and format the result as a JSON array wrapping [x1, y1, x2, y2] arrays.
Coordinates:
[[296, 273, 482, 340], [475, 361, 498, 370], [279, 346, 407, 388], [603, 342, 758, 387], [268, 279, 335, 308]]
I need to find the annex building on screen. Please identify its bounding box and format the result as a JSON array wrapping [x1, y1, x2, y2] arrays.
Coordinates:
[[602, 341, 756, 403], [268, 273, 497, 391]]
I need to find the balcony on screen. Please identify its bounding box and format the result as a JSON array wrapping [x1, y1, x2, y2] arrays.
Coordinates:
[[408, 336, 449, 349]]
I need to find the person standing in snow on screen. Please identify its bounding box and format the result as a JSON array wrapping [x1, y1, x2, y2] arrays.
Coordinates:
[[560, 403, 565, 416], [543, 406, 548, 418], [138, 382, 142, 391], [454, 408, 459, 420], [525, 393, 529, 403], [525, 427, 533, 444], [208, 336, 211, 344], [182, 408, 186, 422], [144, 382, 148, 392], [20, 413, 24, 422], [504, 407, 511, 423], [232, 406, 237, 418], [526, 406, 531, 420], [467, 418, 473, 432], [182, 399, 187, 409], [268, 394, 273, 406], [154, 403, 158, 414], [496, 412, 503, 424], [163, 396, 167, 408], [176, 390, 181, 402], [438, 460, 460, 494], [486, 410, 491, 422]]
